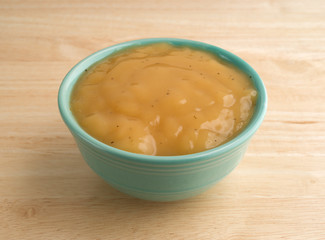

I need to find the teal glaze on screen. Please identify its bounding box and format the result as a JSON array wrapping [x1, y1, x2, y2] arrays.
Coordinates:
[[58, 38, 267, 201]]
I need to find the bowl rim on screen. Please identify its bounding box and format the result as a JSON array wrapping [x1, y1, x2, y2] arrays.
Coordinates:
[[58, 38, 267, 165]]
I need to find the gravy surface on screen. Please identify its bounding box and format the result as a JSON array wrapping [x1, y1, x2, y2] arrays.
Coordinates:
[[71, 43, 257, 156]]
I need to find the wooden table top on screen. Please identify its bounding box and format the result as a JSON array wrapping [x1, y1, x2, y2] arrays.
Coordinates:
[[1, 0, 324, 239]]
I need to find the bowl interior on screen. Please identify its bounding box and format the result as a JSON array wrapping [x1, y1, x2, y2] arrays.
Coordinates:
[[58, 38, 267, 164]]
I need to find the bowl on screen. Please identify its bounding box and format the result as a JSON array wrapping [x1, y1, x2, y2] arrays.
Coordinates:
[[58, 38, 267, 202]]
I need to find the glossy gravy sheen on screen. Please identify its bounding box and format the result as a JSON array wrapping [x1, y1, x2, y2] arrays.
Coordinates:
[[71, 43, 257, 156]]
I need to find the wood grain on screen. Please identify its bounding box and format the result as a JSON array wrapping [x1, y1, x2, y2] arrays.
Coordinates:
[[1, 0, 324, 239]]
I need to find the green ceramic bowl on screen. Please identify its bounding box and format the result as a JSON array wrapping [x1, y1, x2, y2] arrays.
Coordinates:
[[58, 38, 267, 201]]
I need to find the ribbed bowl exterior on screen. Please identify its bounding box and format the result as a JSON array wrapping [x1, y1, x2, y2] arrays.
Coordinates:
[[74, 133, 249, 201], [58, 38, 267, 202]]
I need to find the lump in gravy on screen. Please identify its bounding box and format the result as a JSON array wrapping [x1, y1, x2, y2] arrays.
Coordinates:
[[70, 43, 257, 156]]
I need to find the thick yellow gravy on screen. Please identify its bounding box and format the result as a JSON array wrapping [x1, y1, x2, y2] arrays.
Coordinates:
[[71, 43, 257, 156]]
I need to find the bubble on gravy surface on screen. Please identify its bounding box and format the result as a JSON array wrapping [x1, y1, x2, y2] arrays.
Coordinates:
[[71, 43, 257, 156]]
